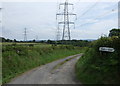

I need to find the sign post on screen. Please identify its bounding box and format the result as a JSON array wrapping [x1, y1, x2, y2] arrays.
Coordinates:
[[99, 47, 115, 52]]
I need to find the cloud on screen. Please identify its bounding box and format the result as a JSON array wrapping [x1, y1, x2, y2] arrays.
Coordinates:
[[1, 0, 119, 2], [71, 19, 118, 39], [2, 2, 118, 40]]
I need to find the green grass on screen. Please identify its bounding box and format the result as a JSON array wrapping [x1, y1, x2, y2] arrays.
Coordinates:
[[2, 42, 36, 45], [76, 37, 120, 84], [2, 44, 85, 84]]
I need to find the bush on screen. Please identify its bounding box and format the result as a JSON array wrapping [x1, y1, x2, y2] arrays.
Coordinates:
[[93, 36, 120, 52], [76, 36, 120, 84]]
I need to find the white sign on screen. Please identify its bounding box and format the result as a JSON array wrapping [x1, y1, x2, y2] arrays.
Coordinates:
[[99, 47, 115, 52]]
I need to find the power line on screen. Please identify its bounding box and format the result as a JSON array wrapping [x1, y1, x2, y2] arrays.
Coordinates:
[[75, 3, 118, 28], [68, 1, 116, 29], [76, 0, 99, 21], [76, 6, 118, 27]]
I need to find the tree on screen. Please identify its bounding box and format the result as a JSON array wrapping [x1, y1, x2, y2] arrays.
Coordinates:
[[1, 37, 5, 42], [109, 28, 120, 37], [32, 39, 35, 42], [14, 39, 17, 42]]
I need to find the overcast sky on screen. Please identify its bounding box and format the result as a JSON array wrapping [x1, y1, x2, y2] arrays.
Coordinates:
[[0, 0, 119, 40]]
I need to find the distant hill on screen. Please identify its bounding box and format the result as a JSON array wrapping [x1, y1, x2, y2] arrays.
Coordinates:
[[81, 39, 96, 41]]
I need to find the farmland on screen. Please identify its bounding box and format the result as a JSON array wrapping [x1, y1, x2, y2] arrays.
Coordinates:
[[2, 42, 85, 84]]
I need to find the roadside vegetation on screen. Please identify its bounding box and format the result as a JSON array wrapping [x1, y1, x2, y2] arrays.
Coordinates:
[[76, 29, 120, 84], [2, 43, 86, 84]]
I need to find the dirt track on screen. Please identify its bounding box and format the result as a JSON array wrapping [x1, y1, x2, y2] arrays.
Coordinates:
[[9, 54, 82, 84]]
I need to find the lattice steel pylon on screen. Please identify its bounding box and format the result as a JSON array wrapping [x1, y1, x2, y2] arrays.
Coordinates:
[[56, 0, 76, 40], [56, 25, 61, 41], [24, 28, 27, 42]]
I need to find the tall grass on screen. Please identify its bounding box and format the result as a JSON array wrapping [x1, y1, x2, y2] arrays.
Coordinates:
[[2, 44, 84, 84], [76, 37, 120, 84]]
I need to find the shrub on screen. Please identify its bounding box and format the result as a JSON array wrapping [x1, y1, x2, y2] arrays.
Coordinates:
[[76, 36, 120, 84]]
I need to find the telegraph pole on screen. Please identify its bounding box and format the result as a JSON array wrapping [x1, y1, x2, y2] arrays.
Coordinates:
[[24, 28, 27, 42], [56, 0, 76, 40]]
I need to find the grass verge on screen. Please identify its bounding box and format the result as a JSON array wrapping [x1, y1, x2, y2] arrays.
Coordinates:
[[2, 44, 86, 84], [76, 37, 120, 84]]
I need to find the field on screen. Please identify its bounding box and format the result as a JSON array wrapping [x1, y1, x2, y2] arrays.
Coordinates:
[[2, 42, 85, 84]]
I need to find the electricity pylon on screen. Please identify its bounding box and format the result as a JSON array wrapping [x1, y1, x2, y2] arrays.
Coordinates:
[[24, 28, 27, 42], [56, 0, 76, 40], [56, 25, 61, 41]]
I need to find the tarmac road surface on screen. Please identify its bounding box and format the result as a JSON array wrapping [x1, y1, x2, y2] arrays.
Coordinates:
[[9, 54, 82, 84]]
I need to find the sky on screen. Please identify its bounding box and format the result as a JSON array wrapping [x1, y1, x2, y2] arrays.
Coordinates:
[[0, 0, 119, 40]]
